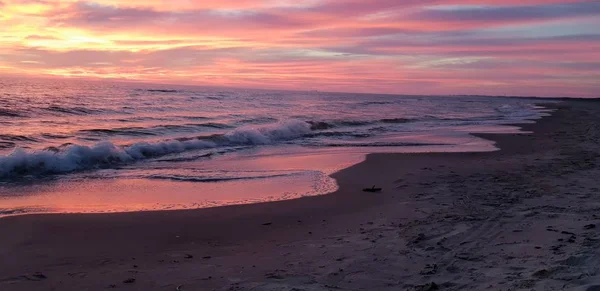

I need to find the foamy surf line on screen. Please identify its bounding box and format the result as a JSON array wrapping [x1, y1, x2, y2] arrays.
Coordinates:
[[0, 101, 552, 181], [0, 117, 548, 180], [0, 120, 313, 179], [0, 105, 554, 218]]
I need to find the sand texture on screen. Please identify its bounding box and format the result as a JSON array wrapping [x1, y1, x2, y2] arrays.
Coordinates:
[[2, 100, 600, 290]]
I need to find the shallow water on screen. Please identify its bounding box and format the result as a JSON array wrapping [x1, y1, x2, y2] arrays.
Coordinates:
[[0, 77, 551, 216]]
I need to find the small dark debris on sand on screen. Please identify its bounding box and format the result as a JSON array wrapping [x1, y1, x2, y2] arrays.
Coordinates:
[[262, 222, 273, 226], [32, 272, 47, 280], [532, 269, 551, 278], [412, 233, 426, 244], [363, 185, 382, 193], [584, 224, 596, 230], [123, 278, 136, 284], [420, 264, 438, 275], [265, 271, 286, 280], [184, 254, 193, 259], [416, 282, 439, 291]]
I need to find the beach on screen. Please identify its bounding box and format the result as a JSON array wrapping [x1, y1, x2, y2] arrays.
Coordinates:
[[1, 99, 600, 291]]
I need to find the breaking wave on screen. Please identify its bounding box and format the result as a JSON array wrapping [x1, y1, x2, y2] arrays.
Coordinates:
[[0, 120, 312, 178]]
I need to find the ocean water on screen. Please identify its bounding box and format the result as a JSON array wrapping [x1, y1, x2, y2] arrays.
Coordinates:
[[0, 78, 550, 216]]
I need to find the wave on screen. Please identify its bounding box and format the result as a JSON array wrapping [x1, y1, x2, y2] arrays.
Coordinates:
[[117, 116, 170, 123], [0, 134, 38, 142], [79, 128, 157, 137], [41, 133, 71, 139], [423, 115, 465, 121], [359, 101, 395, 106], [307, 120, 372, 130], [308, 118, 412, 130], [44, 106, 104, 116], [0, 142, 15, 149], [177, 116, 211, 121], [224, 119, 310, 145], [178, 122, 233, 129], [0, 120, 312, 178], [144, 89, 179, 93], [307, 121, 334, 130], [0, 140, 217, 178], [381, 118, 412, 124], [304, 131, 371, 138], [0, 108, 26, 118], [147, 123, 232, 132], [337, 120, 373, 126], [79, 122, 233, 137], [237, 117, 279, 125]]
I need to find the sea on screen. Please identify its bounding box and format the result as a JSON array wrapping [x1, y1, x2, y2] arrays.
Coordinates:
[[0, 77, 552, 216]]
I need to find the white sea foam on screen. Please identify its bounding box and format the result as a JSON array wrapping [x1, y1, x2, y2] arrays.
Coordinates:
[[225, 119, 311, 145], [0, 142, 133, 176], [0, 120, 312, 178]]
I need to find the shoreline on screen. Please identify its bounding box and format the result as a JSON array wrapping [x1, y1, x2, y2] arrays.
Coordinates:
[[2, 100, 600, 290], [0, 105, 548, 218]]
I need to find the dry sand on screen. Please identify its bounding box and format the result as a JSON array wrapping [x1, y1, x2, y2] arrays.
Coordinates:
[[1, 100, 600, 291]]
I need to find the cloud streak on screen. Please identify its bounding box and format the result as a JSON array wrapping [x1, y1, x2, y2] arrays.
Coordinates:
[[414, 1, 600, 23]]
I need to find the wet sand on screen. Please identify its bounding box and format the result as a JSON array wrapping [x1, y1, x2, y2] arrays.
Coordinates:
[[2, 100, 600, 291]]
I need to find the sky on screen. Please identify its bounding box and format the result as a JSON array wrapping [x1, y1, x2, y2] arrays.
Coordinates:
[[0, 0, 599, 97]]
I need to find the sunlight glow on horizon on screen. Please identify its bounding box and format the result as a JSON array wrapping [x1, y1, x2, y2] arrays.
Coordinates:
[[0, 0, 599, 97]]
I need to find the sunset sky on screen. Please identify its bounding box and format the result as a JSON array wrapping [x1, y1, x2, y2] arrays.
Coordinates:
[[0, 0, 599, 97]]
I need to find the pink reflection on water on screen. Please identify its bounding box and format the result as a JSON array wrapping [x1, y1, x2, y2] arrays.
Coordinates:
[[0, 127, 524, 217]]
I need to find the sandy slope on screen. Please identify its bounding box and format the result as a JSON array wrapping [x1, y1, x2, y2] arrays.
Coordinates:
[[1, 100, 600, 291]]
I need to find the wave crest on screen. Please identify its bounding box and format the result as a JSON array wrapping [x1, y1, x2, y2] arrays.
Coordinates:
[[44, 106, 104, 115], [225, 119, 311, 145], [0, 108, 26, 118], [0, 119, 312, 178]]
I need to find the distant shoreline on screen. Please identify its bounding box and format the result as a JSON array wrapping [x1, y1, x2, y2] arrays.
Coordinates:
[[2, 74, 598, 99]]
